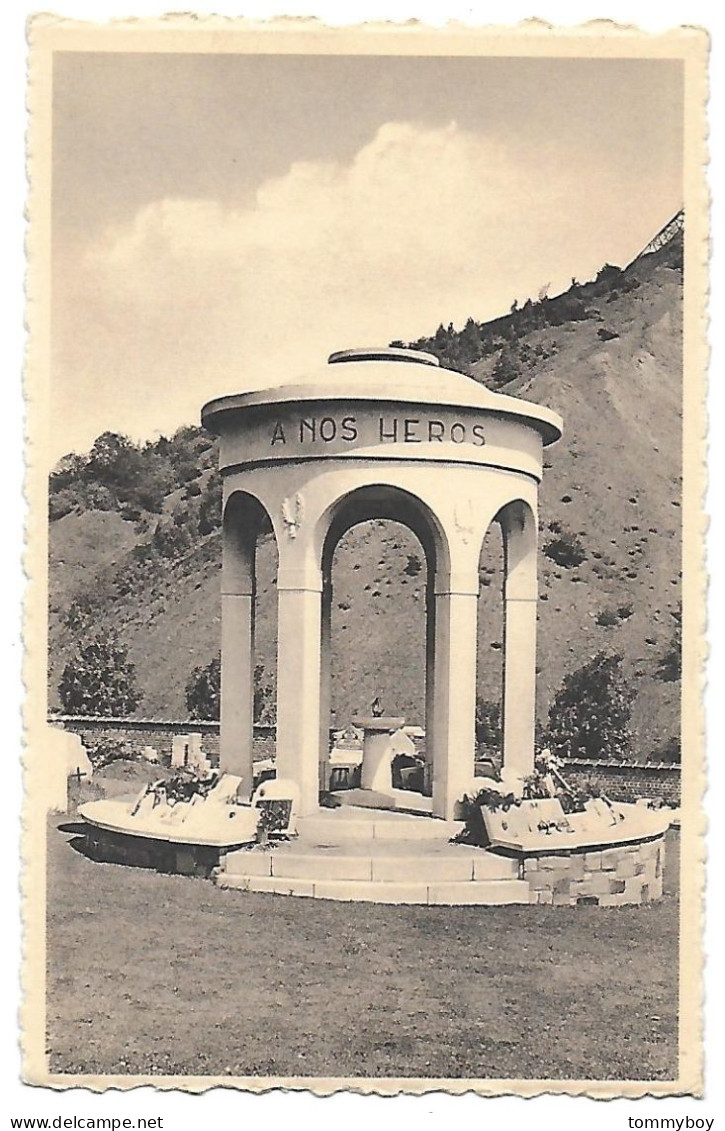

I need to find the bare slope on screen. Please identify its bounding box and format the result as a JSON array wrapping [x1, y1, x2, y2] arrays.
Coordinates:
[[48, 238, 682, 758]]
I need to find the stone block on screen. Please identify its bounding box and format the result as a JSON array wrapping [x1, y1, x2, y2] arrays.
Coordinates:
[[655, 845, 665, 878], [314, 879, 427, 904], [650, 875, 663, 900], [283, 854, 372, 882], [601, 847, 626, 870], [624, 876, 644, 902], [538, 854, 568, 870], [225, 850, 273, 877], [588, 872, 615, 895], [552, 877, 571, 898], [428, 880, 530, 905], [616, 855, 639, 879], [598, 892, 628, 907], [584, 851, 602, 871], [251, 876, 316, 898], [642, 860, 658, 885], [553, 891, 572, 906], [568, 853, 586, 879], [537, 890, 553, 905], [528, 872, 554, 891], [524, 857, 539, 873]]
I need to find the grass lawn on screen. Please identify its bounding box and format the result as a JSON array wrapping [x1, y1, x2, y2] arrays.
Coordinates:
[[46, 819, 680, 1081]]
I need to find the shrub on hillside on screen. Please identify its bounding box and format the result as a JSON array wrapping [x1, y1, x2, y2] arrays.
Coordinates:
[[404, 553, 422, 578], [543, 292, 589, 326], [491, 343, 523, 388], [543, 531, 587, 569], [595, 603, 633, 628], [198, 472, 223, 536], [657, 609, 682, 682], [543, 651, 633, 761], [58, 631, 141, 717], [48, 426, 220, 524]]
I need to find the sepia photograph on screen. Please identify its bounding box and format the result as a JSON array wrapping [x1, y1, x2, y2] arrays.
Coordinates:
[[22, 17, 708, 1097]]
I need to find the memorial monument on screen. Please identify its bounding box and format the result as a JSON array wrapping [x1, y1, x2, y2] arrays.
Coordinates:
[[77, 351, 672, 905], [201, 346, 563, 819]]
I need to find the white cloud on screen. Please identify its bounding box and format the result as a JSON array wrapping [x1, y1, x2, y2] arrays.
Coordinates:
[[50, 119, 675, 462]]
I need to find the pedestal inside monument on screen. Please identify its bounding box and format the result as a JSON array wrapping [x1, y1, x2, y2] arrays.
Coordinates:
[[352, 716, 405, 793]]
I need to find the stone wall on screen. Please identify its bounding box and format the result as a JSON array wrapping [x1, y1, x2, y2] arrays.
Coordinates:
[[50, 715, 276, 765], [49, 716, 681, 804], [561, 759, 681, 806], [522, 834, 666, 906]]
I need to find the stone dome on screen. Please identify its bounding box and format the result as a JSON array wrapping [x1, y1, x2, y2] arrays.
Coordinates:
[[202, 347, 562, 446]]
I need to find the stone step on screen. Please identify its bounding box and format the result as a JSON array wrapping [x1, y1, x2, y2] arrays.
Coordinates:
[[297, 812, 464, 842], [214, 872, 530, 905], [224, 847, 519, 883]]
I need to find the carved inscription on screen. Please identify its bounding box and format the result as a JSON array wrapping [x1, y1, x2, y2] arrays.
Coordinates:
[[269, 415, 486, 447]]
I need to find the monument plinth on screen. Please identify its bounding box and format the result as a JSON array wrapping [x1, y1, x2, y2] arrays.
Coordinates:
[[352, 715, 406, 793]]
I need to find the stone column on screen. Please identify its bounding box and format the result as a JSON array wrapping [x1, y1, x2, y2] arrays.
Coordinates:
[[500, 500, 538, 781], [318, 573, 333, 791], [424, 571, 437, 797], [431, 581, 479, 821], [502, 596, 538, 779], [275, 570, 323, 816], [220, 583, 255, 798]]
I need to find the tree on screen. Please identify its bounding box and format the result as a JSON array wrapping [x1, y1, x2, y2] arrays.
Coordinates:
[[475, 698, 502, 752], [185, 655, 275, 723], [543, 651, 633, 761], [58, 631, 141, 716], [186, 655, 221, 720], [491, 343, 522, 388], [253, 664, 275, 724]]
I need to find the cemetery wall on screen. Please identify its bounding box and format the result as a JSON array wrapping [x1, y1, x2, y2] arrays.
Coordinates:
[[49, 715, 274, 764], [561, 759, 681, 806], [49, 716, 681, 803]]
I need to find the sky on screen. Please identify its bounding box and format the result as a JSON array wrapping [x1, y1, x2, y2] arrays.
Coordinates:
[[50, 52, 684, 464]]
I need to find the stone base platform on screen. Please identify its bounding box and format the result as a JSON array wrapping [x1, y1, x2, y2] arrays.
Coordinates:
[[215, 806, 530, 905], [214, 807, 670, 907]]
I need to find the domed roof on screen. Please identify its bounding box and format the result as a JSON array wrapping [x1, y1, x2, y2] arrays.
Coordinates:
[[202, 347, 562, 446]]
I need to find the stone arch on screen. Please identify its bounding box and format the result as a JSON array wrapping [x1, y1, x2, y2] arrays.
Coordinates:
[[317, 482, 451, 582], [315, 483, 472, 817], [496, 498, 538, 601], [220, 490, 279, 799], [222, 489, 276, 592]]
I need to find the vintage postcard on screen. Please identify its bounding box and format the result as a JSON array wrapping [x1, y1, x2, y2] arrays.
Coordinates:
[[23, 17, 708, 1098]]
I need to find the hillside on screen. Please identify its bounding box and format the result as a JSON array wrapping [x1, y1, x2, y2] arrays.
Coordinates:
[[48, 232, 683, 761]]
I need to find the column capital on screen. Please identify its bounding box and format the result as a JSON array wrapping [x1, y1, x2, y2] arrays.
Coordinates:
[[434, 586, 480, 599], [221, 583, 254, 598], [277, 567, 323, 593], [434, 572, 480, 598]]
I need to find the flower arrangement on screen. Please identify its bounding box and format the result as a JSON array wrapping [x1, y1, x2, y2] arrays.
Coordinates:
[[131, 769, 219, 814], [453, 747, 607, 846]]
